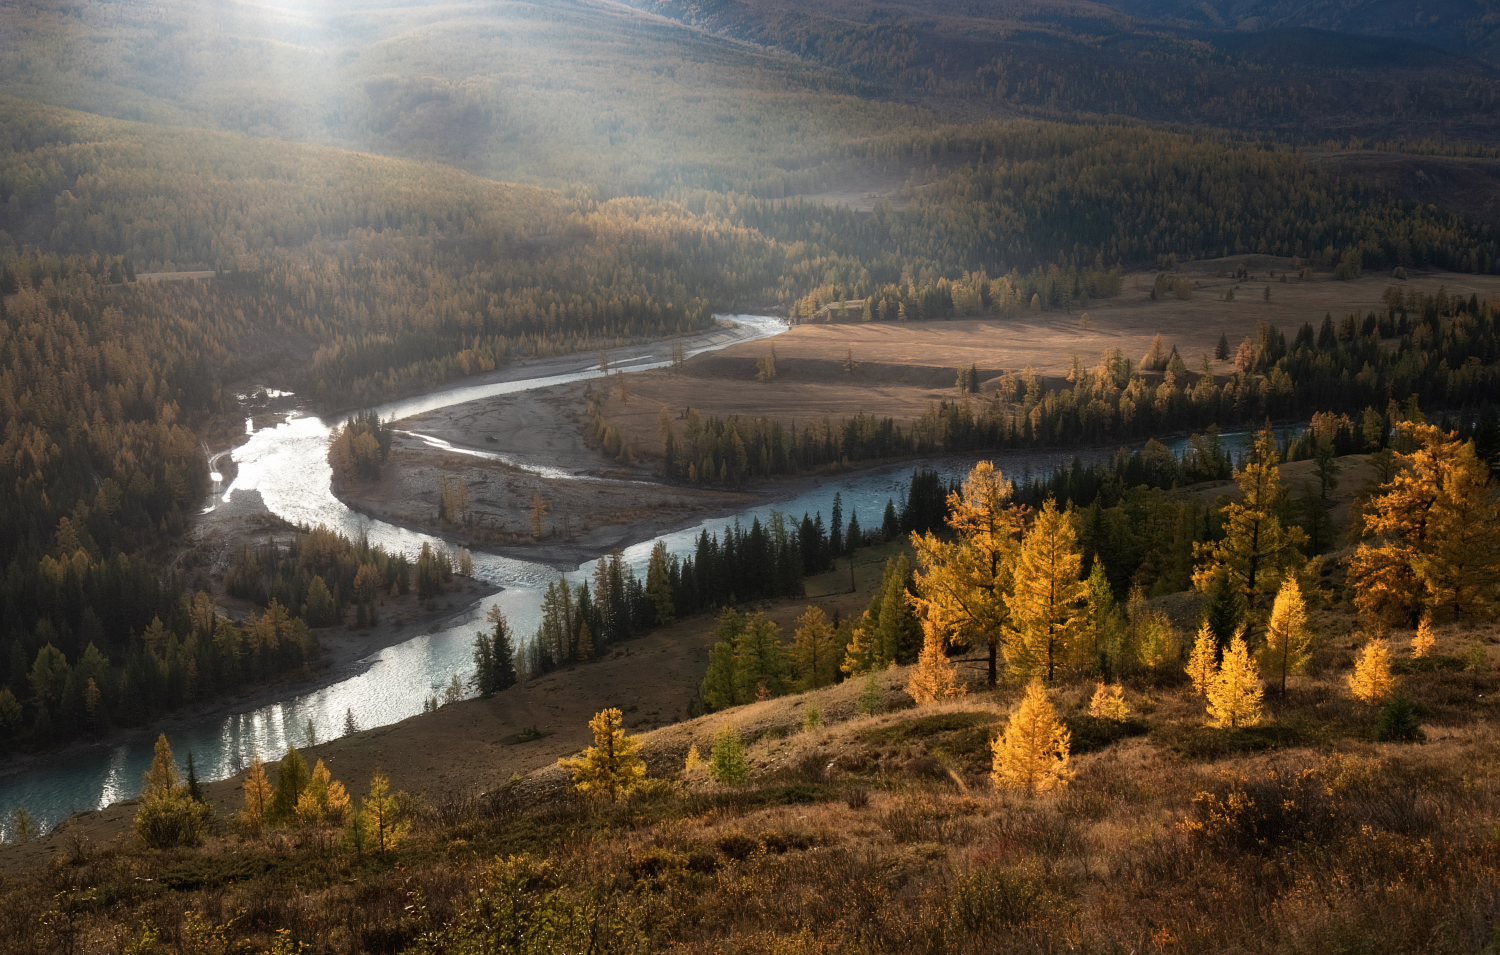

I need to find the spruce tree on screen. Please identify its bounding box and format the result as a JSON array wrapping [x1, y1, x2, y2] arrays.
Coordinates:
[[1201, 565, 1242, 652], [185, 752, 202, 803], [1193, 430, 1306, 608], [270, 746, 310, 824], [990, 679, 1072, 796]]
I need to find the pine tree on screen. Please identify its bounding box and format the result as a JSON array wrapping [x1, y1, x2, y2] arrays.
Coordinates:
[[1193, 431, 1306, 608], [1410, 617, 1435, 658], [270, 746, 310, 823], [360, 769, 407, 852], [709, 723, 748, 784], [1004, 499, 1087, 680], [734, 613, 790, 700], [1349, 639, 1396, 705], [990, 679, 1073, 796], [790, 607, 840, 690], [905, 621, 966, 705], [1201, 565, 1243, 652], [1262, 576, 1311, 696], [1088, 682, 1130, 720], [560, 708, 646, 802], [910, 461, 1018, 685], [185, 752, 202, 803], [1185, 622, 1218, 696], [1206, 632, 1263, 728], [645, 540, 675, 626], [240, 755, 272, 833]]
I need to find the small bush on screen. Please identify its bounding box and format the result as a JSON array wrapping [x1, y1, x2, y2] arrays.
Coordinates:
[[845, 786, 870, 810], [716, 831, 760, 861], [948, 868, 1048, 935], [1063, 715, 1149, 754], [133, 789, 210, 849], [1375, 693, 1425, 742]]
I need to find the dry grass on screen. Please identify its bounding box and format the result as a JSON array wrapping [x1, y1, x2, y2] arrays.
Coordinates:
[[3, 595, 1496, 953]]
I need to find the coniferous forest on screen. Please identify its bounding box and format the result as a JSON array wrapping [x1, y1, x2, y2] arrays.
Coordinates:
[[2, 0, 1500, 951]]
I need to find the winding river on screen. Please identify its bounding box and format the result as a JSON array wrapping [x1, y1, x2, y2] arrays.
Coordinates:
[[0, 314, 1272, 835]]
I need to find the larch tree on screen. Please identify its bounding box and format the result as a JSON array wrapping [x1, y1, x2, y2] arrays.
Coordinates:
[[645, 540, 675, 626], [240, 755, 272, 833], [709, 723, 748, 785], [1410, 617, 1435, 658], [905, 620, 966, 705], [1349, 639, 1396, 705], [133, 733, 208, 849], [734, 612, 791, 701], [910, 461, 1020, 685], [1004, 498, 1087, 681], [1262, 576, 1311, 696], [1088, 682, 1130, 721], [1083, 560, 1121, 675], [559, 708, 647, 803], [1351, 423, 1500, 623], [790, 606, 841, 691], [1206, 632, 1263, 729], [990, 679, 1073, 797], [1193, 430, 1306, 610], [1185, 622, 1219, 696], [360, 769, 407, 852]]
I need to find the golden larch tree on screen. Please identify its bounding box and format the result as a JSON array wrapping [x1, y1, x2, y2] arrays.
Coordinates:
[[905, 620, 966, 705], [1351, 423, 1500, 623], [991, 679, 1073, 796], [909, 461, 1020, 686], [1185, 622, 1218, 696], [1206, 632, 1263, 729], [360, 769, 407, 852], [1088, 682, 1130, 721], [1410, 617, 1435, 658], [1349, 639, 1396, 705], [1262, 576, 1311, 696], [240, 755, 272, 833], [1003, 498, 1086, 681], [559, 707, 647, 802]]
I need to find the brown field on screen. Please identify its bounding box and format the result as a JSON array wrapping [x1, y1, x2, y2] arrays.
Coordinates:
[[602, 264, 1500, 463]]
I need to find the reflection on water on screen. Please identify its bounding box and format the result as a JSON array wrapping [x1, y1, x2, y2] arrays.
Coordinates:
[[0, 308, 1291, 837], [0, 317, 784, 835]]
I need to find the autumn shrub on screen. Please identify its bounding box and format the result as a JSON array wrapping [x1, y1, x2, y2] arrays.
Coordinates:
[[947, 866, 1049, 936], [715, 830, 761, 861]]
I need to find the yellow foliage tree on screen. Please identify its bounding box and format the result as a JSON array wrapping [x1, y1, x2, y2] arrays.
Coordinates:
[[360, 769, 407, 852], [909, 461, 1019, 685], [990, 679, 1073, 796], [240, 755, 272, 833], [1003, 498, 1086, 681], [1206, 632, 1263, 729], [1349, 639, 1396, 705], [559, 708, 647, 802], [295, 759, 351, 827], [1088, 682, 1130, 721], [1351, 423, 1500, 623], [133, 733, 208, 848], [1410, 617, 1435, 658], [905, 620, 966, 705], [1261, 576, 1311, 695], [1185, 622, 1218, 696]]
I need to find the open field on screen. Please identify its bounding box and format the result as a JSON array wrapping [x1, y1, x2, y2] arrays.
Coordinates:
[[598, 265, 1500, 463]]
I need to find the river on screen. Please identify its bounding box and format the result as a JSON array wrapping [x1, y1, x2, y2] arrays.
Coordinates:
[[0, 314, 1281, 835]]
